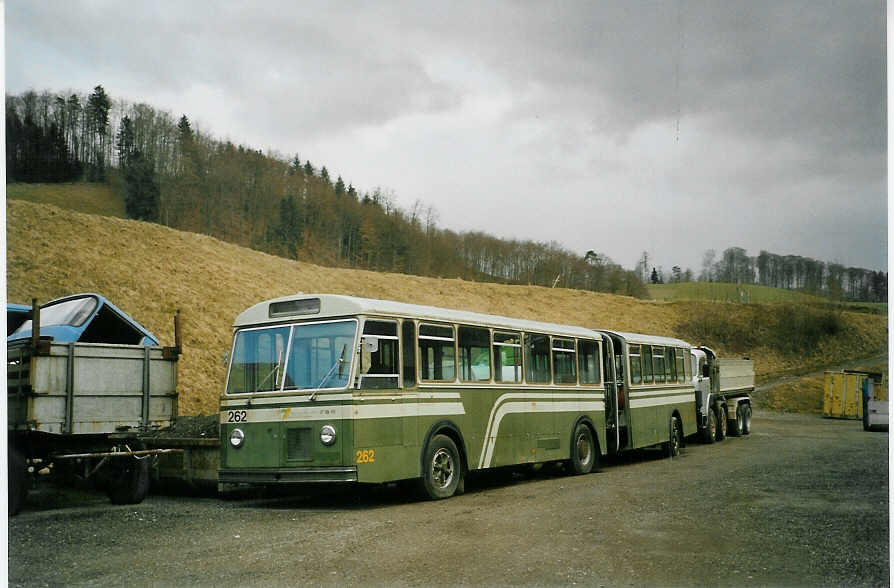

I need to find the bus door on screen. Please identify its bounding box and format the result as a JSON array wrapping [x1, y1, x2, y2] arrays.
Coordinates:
[[602, 333, 629, 453]]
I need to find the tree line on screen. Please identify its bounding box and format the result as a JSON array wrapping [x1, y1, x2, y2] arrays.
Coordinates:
[[6, 86, 647, 298], [648, 246, 886, 303]]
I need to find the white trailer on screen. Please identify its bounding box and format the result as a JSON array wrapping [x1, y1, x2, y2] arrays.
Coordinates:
[[691, 347, 754, 442], [7, 297, 181, 515]]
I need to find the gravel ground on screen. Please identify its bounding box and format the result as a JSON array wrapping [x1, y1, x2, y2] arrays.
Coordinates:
[[142, 414, 220, 439], [8, 410, 889, 587]]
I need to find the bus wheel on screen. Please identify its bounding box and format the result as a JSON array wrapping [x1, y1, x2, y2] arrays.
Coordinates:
[[665, 416, 682, 458], [9, 447, 28, 516], [701, 410, 717, 444], [420, 434, 462, 500], [741, 404, 752, 435], [715, 405, 727, 441], [570, 423, 596, 475], [731, 404, 745, 437], [107, 440, 150, 505]]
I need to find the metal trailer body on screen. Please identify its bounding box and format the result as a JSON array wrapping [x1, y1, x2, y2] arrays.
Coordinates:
[[7, 341, 178, 435], [691, 347, 754, 440]]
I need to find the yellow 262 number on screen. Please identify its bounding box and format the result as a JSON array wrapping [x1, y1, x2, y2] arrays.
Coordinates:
[[356, 449, 375, 464]]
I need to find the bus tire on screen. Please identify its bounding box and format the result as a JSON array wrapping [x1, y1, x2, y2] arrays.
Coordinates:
[[107, 440, 150, 505], [701, 410, 717, 444], [570, 423, 596, 475], [419, 434, 462, 500], [741, 404, 752, 435], [664, 416, 682, 458], [9, 447, 27, 516], [715, 405, 727, 441], [731, 404, 745, 437]]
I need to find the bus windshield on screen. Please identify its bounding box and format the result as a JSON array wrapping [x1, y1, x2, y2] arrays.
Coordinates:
[[227, 320, 357, 395]]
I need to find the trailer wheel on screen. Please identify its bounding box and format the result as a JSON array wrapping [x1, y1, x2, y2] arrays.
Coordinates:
[[701, 409, 717, 444], [570, 423, 597, 475], [419, 434, 462, 500], [107, 440, 150, 505], [715, 405, 727, 441], [741, 404, 752, 435], [9, 447, 28, 516], [731, 404, 745, 437], [664, 416, 682, 458]]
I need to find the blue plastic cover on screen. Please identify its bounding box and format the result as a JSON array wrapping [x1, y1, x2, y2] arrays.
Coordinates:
[[8, 293, 159, 346]]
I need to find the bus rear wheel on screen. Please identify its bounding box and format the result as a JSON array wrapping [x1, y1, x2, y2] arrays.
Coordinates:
[[420, 434, 462, 500], [665, 416, 682, 458], [570, 423, 596, 475]]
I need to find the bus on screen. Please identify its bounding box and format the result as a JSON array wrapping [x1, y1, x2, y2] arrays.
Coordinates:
[[218, 294, 696, 498]]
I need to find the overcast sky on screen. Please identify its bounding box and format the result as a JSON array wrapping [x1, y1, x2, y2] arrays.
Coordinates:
[[6, 1, 887, 274]]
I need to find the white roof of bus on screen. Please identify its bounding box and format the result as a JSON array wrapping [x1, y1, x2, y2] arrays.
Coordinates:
[[234, 293, 600, 339], [597, 329, 692, 348]]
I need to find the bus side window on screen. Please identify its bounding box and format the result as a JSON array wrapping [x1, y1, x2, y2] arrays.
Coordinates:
[[642, 344, 653, 384], [665, 347, 676, 383], [459, 326, 491, 382], [552, 337, 577, 384], [653, 346, 665, 383], [493, 332, 522, 383], [578, 339, 600, 385], [525, 333, 551, 384], [628, 344, 642, 385], [419, 324, 456, 382], [359, 320, 399, 389], [675, 348, 686, 383]]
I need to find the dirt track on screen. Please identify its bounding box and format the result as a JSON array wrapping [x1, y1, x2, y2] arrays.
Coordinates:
[[9, 411, 889, 587]]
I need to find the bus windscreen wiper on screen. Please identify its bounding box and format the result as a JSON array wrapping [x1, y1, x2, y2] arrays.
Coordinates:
[[309, 343, 347, 401]]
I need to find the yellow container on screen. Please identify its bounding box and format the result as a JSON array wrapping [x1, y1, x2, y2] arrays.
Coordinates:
[[824, 371, 886, 419]]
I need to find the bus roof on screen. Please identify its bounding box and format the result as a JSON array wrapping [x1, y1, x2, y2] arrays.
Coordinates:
[[234, 293, 601, 339], [597, 329, 691, 348]]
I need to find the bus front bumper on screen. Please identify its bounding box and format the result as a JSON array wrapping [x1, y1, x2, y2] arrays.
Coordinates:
[[218, 466, 358, 484]]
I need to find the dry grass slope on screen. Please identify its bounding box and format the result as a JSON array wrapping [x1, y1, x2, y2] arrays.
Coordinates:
[[7, 201, 888, 415], [7, 182, 126, 218]]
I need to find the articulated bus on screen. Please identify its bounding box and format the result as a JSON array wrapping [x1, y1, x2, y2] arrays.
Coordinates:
[[218, 294, 696, 498]]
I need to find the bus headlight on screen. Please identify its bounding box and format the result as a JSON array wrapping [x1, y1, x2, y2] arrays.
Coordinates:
[[320, 425, 336, 446], [230, 428, 245, 448]]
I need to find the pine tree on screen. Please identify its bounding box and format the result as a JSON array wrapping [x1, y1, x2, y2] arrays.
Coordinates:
[[124, 151, 160, 221]]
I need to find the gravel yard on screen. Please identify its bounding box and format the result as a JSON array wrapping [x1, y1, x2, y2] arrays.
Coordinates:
[[9, 410, 889, 587]]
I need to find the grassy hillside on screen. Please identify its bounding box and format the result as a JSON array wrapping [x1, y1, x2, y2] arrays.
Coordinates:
[[647, 282, 827, 304], [7, 182, 125, 218], [7, 201, 888, 415]]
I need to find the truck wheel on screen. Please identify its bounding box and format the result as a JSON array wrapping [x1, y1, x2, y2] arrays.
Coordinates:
[[9, 447, 28, 516], [570, 423, 597, 475], [419, 434, 462, 500], [715, 405, 727, 441], [664, 416, 682, 458], [107, 440, 150, 505], [741, 404, 752, 435], [731, 404, 745, 437], [701, 410, 717, 444]]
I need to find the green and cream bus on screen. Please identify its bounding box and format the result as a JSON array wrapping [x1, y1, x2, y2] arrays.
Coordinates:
[[218, 294, 696, 498]]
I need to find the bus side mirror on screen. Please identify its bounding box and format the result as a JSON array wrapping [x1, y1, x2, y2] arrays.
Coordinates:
[[361, 336, 379, 354]]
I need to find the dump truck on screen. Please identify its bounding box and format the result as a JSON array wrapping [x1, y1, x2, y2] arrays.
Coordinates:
[[690, 346, 754, 442], [7, 294, 181, 515]]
